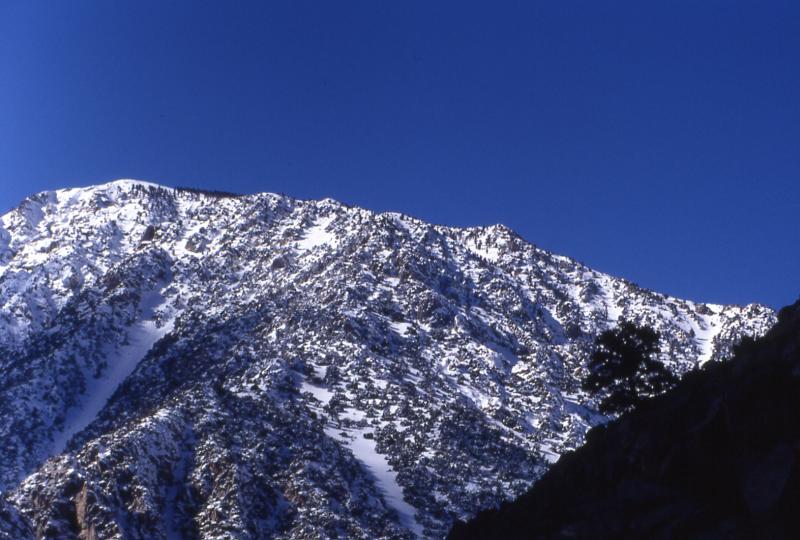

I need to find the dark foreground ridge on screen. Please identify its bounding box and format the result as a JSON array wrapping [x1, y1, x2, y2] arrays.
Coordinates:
[[449, 300, 800, 540]]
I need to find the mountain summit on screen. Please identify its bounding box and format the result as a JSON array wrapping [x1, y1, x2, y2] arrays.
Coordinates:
[[0, 180, 774, 538]]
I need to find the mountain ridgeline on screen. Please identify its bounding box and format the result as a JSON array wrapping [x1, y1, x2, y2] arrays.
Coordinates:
[[0, 180, 775, 539]]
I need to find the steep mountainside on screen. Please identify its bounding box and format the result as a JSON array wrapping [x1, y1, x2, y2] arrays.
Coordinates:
[[0, 180, 775, 539], [448, 301, 800, 540]]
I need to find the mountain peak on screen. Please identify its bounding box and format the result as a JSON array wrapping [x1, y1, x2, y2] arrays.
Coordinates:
[[49, 178, 171, 201], [98, 178, 167, 190], [0, 182, 776, 538]]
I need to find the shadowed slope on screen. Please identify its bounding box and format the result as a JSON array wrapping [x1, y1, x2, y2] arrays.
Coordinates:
[[449, 300, 800, 539]]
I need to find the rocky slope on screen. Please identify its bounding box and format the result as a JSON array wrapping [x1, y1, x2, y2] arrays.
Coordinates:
[[448, 301, 800, 540], [0, 180, 775, 539]]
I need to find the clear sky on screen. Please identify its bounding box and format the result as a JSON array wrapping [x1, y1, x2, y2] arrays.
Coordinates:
[[1, 1, 798, 308]]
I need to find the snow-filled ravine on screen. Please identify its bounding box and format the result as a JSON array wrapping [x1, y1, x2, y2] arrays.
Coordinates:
[[48, 289, 175, 457], [335, 406, 424, 538], [303, 374, 425, 537]]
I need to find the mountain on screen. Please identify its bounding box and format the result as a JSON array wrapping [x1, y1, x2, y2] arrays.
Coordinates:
[[447, 300, 800, 540], [0, 180, 775, 539]]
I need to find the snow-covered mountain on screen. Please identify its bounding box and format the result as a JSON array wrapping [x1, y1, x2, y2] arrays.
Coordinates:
[[0, 180, 775, 539]]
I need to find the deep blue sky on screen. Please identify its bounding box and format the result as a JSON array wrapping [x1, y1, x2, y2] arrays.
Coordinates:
[[1, 1, 798, 308]]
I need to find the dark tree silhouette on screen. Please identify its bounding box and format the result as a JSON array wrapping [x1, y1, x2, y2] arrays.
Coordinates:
[[583, 321, 677, 414]]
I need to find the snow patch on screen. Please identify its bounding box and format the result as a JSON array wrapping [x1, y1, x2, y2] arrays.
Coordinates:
[[465, 242, 500, 263], [297, 215, 336, 252], [600, 275, 622, 324], [301, 380, 335, 406], [103, 178, 166, 190], [539, 437, 567, 464], [694, 308, 722, 365], [389, 321, 412, 336]]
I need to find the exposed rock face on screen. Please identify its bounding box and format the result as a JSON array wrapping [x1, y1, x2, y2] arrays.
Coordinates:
[[448, 302, 800, 540], [0, 180, 775, 538]]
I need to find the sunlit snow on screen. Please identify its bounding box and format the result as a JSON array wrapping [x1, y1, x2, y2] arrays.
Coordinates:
[[694, 305, 723, 365], [296, 215, 336, 252], [325, 405, 424, 538]]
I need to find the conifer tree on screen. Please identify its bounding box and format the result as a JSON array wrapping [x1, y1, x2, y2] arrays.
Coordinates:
[[583, 322, 677, 414]]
